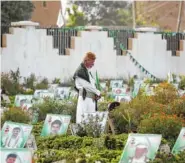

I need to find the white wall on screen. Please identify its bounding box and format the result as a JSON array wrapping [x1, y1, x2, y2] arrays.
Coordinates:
[[1, 26, 185, 81]]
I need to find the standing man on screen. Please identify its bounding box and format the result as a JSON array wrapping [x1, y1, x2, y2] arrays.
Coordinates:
[[2, 127, 23, 148], [73, 52, 101, 123]]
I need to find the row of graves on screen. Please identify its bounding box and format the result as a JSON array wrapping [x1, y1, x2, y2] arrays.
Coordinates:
[[1, 121, 185, 162], [1, 78, 185, 163]]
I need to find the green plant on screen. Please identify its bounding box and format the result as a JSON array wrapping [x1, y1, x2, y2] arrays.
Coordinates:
[[35, 77, 49, 89], [111, 95, 167, 133], [22, 89, 34, 95], [98, 101, 109, 111], [76, 114, 107, 137], [152, 82, 178, 104], [23, 73, 36, 90], [179, 75, 185, 90], [52, 78, 61, 84], [1, 107, 30, 127], [138, 113, 184, 141], [169, 96, 185, 117], [1, 69, 23, 95], [150, 151, 185, 163], [32, 98, 77, 123]]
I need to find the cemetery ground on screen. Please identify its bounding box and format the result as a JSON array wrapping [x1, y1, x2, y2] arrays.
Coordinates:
[[1, 70, 185, 163]]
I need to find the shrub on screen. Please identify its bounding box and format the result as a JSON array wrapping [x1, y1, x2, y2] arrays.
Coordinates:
[[35, 77, 49, 89], [75, 114, 107, 137], [22, 89, 34, 95], [179, 75, 185, 90], [168, 96, 185, 117], [98, 101, 109, 111], [138, 113, 185, 140], [32, 98, 77, 123], [152, 82, 178, 104], [23, 73, 36, 90], [1, 107, 30, 127], [1, 69, 23, 95], [52, 78, 61, 84], [111, 96, 167, 133], [150, 151, 185, 163], [32, 122, 44, 138]]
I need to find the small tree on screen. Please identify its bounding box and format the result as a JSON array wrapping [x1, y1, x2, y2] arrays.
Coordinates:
[[66, 5, 87, 27], [1, 1, 34, 34]]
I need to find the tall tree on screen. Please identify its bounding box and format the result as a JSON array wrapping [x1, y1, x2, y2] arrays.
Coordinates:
[[70, 1, 132, 26], [66, 5, 87, 27], [1, 1, 34, 34]]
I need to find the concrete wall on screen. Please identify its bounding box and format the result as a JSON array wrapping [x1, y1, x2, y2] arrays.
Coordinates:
[[1, 25, 185, 81]]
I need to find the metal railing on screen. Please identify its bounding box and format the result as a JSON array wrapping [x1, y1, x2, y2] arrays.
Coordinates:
[[46, 28, 78, 55], [1, 26, 185, 57]]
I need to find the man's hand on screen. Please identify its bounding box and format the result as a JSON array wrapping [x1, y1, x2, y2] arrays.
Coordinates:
[[95, 94, 101, 100]]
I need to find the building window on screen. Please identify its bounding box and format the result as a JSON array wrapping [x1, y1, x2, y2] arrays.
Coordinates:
[[43, 1, 47, 7]]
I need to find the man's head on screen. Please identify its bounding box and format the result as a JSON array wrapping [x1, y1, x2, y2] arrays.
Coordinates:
[[12, 127, 21, 138], [83, 52, 96, 69], [6, 153, 17, 163], [26, 139, 34, 148], [50, 120, 62, 135], [134, 144, 148, 159], [20, 99, 27, 107]]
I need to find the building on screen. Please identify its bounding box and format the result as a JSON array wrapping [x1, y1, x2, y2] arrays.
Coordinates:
[[135, 1, 185, 31], [31, 1, 61, 27]]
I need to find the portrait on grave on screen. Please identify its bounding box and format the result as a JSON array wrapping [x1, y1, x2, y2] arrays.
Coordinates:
[[1, 121, 33, 148], [21, 103, 32, 112], [28, 108, 39, 124], [33, 89, 49, 99], [25, 134, 37, 156], [110, 80, 123, 88], [14, 95, 33, 107], [132, 80, 143, 98], [81, 111, 108, 133], [112, 88, 127, 96], [0, 148, 32, 163], [115, 95, 131, 102], [41, 114, 71, 136], [119, 134, 162, 163], [172, 127, 185, 154], [55, 87, 71, 99]]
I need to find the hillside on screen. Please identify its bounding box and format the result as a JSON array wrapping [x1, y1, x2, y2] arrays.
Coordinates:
[[135, 1, 185, 31]]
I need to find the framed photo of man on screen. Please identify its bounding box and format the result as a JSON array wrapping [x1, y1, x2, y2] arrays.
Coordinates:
[[41, 114, 71, 136], [33, 89, 49, 99], [110, 80, 123, 88], [25, 134, 37, 156], [14, 95, 33, 107], [0, 148, 32, 163], [115, 95, 131, 102], [112, 88, 127, 97], [119, 134, 162, 163], [21, 103, 33, 112], [172, 127, 185, 154], [132, 80, 143, 98], [1, 121, 33, 148], [55, 87, 71, 100]]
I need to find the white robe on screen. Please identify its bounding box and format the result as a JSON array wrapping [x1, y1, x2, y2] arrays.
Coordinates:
[[75, 71, 100, 124]]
